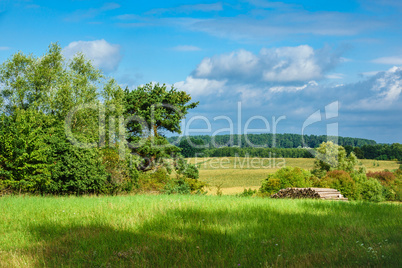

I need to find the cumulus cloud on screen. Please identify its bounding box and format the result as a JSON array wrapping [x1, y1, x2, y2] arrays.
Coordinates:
[[261, 46, 323, 82], [175, 76, 227, 96], [177, 65, 402, 143], [63, 39, 122, 72], [353, 66, 402, 109], [193, 49, 260, 80], [192, 45, 341, 85]]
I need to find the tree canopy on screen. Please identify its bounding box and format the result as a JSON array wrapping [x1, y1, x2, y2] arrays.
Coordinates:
[[124, 83, 198, 171], [0, 43, 201, 195]]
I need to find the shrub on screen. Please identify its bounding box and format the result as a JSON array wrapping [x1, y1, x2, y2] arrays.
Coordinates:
[[359, 178, 384, 202], [173, 155, 205, 193], [318, 170, 359, 200], [184, 178, 206, 192], [237, 188, 257, 197], [163, 179, 191, 195], [0, 110, 54, 194], [260, 167, 315, 195], [366, 171, 401, 201], [137, 168, 170, 193], [47, 133, 109, 195], [366, 171, 396, 186]]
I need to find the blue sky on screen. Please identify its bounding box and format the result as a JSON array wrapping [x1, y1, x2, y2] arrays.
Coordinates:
[[1, 0, 401, 143]]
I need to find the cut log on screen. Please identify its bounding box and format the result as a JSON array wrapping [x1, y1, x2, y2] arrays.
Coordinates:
[[271, 188, 348, 201]]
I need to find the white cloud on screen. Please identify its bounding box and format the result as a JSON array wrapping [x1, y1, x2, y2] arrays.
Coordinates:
[[261, 45, 322, 82], [172, 45, 201, 51], [0, 46, 10, 51], [269, 81, 318, 93], [192, 45, 340, 83], [372, 56, 402, 65], [63, 39, 122, 72], [354, 66, 402, 109], [174, 76, 227, 96], [194, 49, 259, 79]]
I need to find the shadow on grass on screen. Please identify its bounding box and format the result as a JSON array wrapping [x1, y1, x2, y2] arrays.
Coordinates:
[[25, 201, 401, 267]]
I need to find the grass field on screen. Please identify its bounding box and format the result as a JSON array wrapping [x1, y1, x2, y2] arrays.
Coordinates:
[[0, 195, 401, 267], [188, 157, 400, 194]]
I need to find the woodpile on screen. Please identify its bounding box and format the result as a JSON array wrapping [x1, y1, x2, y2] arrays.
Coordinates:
[[271, 188, 348, 201]]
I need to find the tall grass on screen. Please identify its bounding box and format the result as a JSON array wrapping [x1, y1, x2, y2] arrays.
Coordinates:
[[1, 195, 401, 267]]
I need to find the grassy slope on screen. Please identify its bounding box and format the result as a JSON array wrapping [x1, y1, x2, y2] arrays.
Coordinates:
[[188, 157, 399, 193], [0, 195, 401, 267]]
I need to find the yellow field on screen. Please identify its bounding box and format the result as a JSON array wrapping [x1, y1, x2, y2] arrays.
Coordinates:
[[187, 157, 400, 195]]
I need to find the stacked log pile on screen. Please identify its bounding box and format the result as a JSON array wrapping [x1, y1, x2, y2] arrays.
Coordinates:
[[271, 188, 348, 201]]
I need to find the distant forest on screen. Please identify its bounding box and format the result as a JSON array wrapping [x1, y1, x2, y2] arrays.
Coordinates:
[[167, 134, 402, 161]]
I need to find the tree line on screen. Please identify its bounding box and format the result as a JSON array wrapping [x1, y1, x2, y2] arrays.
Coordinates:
[[172, 135, 402, 160], [168, 133, 376, 149]]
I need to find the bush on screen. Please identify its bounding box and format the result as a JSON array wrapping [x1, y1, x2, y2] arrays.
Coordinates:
[[0, 110, 54, 194], [237, 188, 257, 197], [163, 179, 191, 195], [137, 168, 170, 193], [366, 171, 396, 186], [359, 178, 384, 202], [260, 167, 315, 195], [47, 133, 110, 195], [173, 155, 205, 193], [318, 170, 359, 200], [366, 171, 401, 201]]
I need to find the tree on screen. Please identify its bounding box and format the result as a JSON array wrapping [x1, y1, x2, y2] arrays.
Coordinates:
[[352, 147, 364, 159], [124, 83, 198, 171], [313, 141, 358, 176], [0, 43, 131, 195]]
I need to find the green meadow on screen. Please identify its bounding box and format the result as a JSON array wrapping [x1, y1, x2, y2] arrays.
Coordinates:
[[0, 195, 401, 267]]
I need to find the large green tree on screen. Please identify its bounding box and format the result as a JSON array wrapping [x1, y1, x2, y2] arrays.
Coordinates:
[[313, 141, 359, 177], [124, 83, 198, 171], [0, 43, 129, 194]]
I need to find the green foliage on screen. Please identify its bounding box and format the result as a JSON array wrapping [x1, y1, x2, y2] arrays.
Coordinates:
[[366, 171, 401, 201], [237, 188, 257, 197], [313, 142, 358, 177], [0, 109, 54, 194], [318, 170, 359, 200], [163, 179, 191, 195], [136, 168, 170, 192], [168, 133, 377, 149], [353, 147, 364, 159], [133, 136, 181, 172], [124, 83, 198, 172], [359, 178, 385, 202], [175, 156, 199, 180], [0, 43, 200, 196], [177, 137, 206, 157], [47, 133, 109, 195], [173, 156, 205, 193], [260, 167, 316, 195], [361, 143, 402, 161], [0, 43, 137, 195]]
